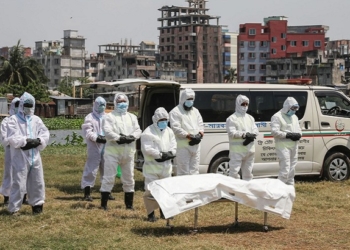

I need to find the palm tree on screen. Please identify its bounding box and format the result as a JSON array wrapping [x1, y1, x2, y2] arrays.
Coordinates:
[[0, 40, 47, 86], [224, 68, 237, 83]]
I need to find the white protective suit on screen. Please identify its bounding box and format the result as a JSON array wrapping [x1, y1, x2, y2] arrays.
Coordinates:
[[7, 92, 50, 213], [141, 107, 177, 215], [226, 95, 259, 181], [169, 89, 204, 176], [81, 97, 106, 189], [100, 93, 142, 193], [271, 97, 302, 185], [0, 97, 20, 197]]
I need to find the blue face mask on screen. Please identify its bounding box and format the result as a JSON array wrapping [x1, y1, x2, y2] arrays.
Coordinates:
[[117, 102, 128, 112], [97, 105, 105, 114], [157, 121, 168, 130], [184, 100, 194, 108], [286, 110, 296, 116]]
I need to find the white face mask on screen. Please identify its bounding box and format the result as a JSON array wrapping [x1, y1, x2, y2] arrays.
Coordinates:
[[241, 106, 248, 112], [23, 107, 32, 115]]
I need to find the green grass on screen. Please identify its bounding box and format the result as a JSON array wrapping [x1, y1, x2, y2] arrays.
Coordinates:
[[0, 146, 350, 250]]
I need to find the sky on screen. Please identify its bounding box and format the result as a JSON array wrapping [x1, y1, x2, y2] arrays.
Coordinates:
[[1, 0, 350, 55]]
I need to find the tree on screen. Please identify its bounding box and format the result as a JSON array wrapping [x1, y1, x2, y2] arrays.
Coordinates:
[[0, 40, 50, 101], [224, 68, 237, 83]]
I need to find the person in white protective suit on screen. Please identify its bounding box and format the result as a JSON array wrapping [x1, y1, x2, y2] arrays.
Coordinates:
[[100, 93, 141, 210], [141, 107, 176, 222], [7, 92, 50, 214], [81, 96, 114, 202], [0, 97, 29, 205], [226, 95, 259, 181], [271, 97, 302, 185], [169, 88, 204, 176]]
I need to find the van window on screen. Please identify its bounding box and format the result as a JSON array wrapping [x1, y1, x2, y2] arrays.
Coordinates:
[[195, 91, 250, 122], [315, 91, 350, 116], [249, 91, 308, 121]]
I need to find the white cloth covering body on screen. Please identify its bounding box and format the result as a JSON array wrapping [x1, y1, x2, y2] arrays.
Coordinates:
[[147, 174, 295, 220]]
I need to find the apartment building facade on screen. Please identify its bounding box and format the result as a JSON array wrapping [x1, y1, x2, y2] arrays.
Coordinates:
[[158, 0, 223, 83], [222, 27, 238, 78], [238, 16, 328, 83]]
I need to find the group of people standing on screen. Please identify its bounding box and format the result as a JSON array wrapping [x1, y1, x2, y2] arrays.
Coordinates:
[[0, 88, 301, 218]]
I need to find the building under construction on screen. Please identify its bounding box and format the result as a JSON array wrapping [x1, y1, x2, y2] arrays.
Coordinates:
[[158, 0, 223, 83]]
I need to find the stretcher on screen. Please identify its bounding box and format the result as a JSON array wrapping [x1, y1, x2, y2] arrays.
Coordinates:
[[146, 174, 295, 232]]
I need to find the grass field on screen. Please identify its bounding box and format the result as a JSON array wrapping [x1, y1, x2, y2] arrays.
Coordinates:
[[0, 145, 349, 250]]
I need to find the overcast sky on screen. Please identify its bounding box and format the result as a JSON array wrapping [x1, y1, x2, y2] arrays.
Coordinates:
[[1, 0, 349, 54]]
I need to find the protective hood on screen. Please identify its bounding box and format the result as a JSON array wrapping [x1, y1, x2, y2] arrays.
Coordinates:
[[152, 107, 169, 125], [281, 97, 299, 114], [114, 93, 129, 113], [93, 96, 106, 117], [235, 94, 249, 115], [180, 88, 195, 105], [18, 92, 35, 116], [9, 97, 20, 116]]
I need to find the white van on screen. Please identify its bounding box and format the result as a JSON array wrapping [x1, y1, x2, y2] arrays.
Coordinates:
[[89, 79, 350, 181]]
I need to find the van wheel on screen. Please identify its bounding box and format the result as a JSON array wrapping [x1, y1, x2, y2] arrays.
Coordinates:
[[323, 152, 350, 181], [209, 156, 230, 176]]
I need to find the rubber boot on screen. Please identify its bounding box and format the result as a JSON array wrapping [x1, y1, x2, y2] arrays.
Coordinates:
[[124, 192, 134, 210], [4, 196, 9, 205], [83, 186, 93, 202], [32, 205, 43, 214], [22, 194, 29, 205], [108, 193, 115, 200], [100, 192, 110, 211], [147, 211, 157, 222]]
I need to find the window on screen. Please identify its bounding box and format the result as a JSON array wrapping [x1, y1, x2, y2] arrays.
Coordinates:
[[239, 53, 245, 60], [260, 41, 268, 47], [271, 48, 276, 54], [179, 37, 182, 41], [179, 45, 182, 50], [279, 64, 284, 70], [240, 41, 244, 47], [250, 91, 308, 121], [290, 41, 297, 46], [260, 53, 267, 58], [314, 40, 321, 47], [281, 45, 286, 51], [302, 41, 309, 47], [239, 76, 245, 82], [271, 65, 277, 70], [185, 45, 188, 50], [194, 91, 249, 123], [260, 76, 266, 82], [240, 65, 244, 71], [54, 69, 58, 75], [167, 37, 170, 42], [300, 64, 306, 70], [281, 33, 286, 39], [249, 41, 255, 47], [315, 91, 350, 116], [293, 64, 298, 70], [249, 76, 255, 82], [260, 64, 266, 70], [161, 38, 164, 43], [248, 53, 255, 59], [272, 37, 277, 43], [249, 64, 256, 70], [249, 29, 256, 35], [54, 59, 59, 64]]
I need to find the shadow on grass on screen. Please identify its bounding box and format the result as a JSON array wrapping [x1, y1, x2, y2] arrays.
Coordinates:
[[132, 221, 284, 236], [294, 175, 323, 183]]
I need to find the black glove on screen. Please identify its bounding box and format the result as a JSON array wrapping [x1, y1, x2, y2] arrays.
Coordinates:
[[117, 134, 128, 144], [125, 135, 136, 144], [291, 133, 301, 141], [286, 132, 293, 140], [155, 151, 176, 162], [243, 132, 256, 146], [189, 133, 202, 146], [21, 138, 41, 150], [96, 135, 106, 144]]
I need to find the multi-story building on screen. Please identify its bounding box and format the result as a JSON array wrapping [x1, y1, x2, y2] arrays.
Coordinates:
[[158, 0, 223, 83], [238, 16, 328, 83], [326, 40, 350, 83], [222, 26, 238, 81], [33, 30, 86, 89]]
